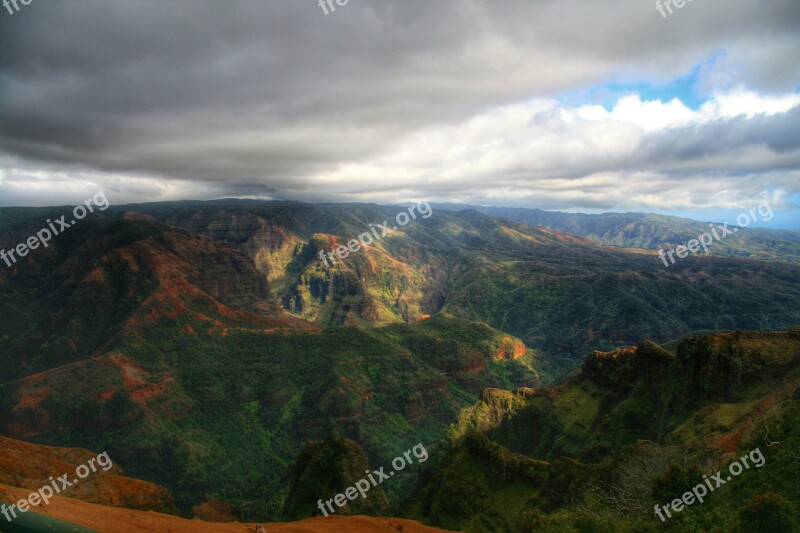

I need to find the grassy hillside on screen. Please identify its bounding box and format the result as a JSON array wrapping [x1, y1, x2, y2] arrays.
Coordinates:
[[1, 310, 535, 519], [405, 329, 800, 532]]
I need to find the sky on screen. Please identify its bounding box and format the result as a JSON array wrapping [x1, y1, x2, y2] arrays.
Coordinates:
[[0, 0, 799, 228]]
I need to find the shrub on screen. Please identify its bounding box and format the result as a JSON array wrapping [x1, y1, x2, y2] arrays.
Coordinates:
[[652, 463, 702, 504], [738, 492, 798, 532]]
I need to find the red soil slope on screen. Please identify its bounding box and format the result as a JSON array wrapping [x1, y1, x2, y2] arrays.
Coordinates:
[[0, 483, 457, 533]]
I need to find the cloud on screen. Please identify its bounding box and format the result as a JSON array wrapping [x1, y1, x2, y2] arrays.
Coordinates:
[[307, 89, 800, 208], [0, 0, 798, 218]]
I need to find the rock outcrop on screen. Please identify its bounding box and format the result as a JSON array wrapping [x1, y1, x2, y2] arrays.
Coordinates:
[[282, 436, 390, 521]]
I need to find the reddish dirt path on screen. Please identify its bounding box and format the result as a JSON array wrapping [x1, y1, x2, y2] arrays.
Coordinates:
[[0, 484, 458, 533]]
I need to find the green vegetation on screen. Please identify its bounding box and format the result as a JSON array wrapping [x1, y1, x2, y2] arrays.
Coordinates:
[[2, 201, 800, 530], [406, 329, 800, 532], [2, 310, 534, 520], [128, 201, 800, 383]]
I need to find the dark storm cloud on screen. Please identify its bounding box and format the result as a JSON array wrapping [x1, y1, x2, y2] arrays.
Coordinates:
[[0, 0, 798, 210], [630, 106, 800, 168]]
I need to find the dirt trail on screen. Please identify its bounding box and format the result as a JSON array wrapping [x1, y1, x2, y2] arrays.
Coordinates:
[[0, 484, 457, 533]]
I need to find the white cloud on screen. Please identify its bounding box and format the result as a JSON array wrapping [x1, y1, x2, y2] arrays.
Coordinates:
[[609, 95, 695, 131], [699, 88, 800, 119], [304, 89, 800, 210]]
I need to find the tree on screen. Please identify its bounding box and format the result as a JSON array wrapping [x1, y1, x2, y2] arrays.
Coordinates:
[[738, 492, 798, 532]]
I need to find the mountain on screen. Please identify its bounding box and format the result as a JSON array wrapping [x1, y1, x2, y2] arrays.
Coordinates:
[[433, 203, 800, 263], [0, 203, 540, 518], [127, 200, 800, 379], [2, 200, 800, 529], [404, 328, 800, 532]]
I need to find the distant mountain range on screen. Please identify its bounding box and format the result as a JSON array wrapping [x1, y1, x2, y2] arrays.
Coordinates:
[[433, 203, 800, 263]]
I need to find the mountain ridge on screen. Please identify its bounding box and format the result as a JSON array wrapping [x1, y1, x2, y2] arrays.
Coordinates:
[[431, 202, 800, 263]]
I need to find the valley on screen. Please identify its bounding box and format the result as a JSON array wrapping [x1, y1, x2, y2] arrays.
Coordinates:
[[1, 201, 799, 531]]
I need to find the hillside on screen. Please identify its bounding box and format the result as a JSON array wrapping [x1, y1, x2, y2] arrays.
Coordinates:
[[0, 434, 174, 513], [405, 328, 800, 532], [1, 200, 800, 529], [0, 482, 454, 533], [0, 419, 450, 532], [0, 207, 539, 517]]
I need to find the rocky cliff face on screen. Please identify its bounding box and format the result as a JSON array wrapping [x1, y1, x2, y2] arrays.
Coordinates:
[[673, 331, 800, 402], [494, 336, 527, 361], [408, 328, 800, 532], [580, 341, 674, 389], [279, 233, 448, 326], [443, 328, 800, 471], [155, 207, 450, 327], [117, 201, 800, 375]]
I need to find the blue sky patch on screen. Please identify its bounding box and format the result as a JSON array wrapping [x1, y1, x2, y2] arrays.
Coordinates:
[[557, 55, 725, 111]]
